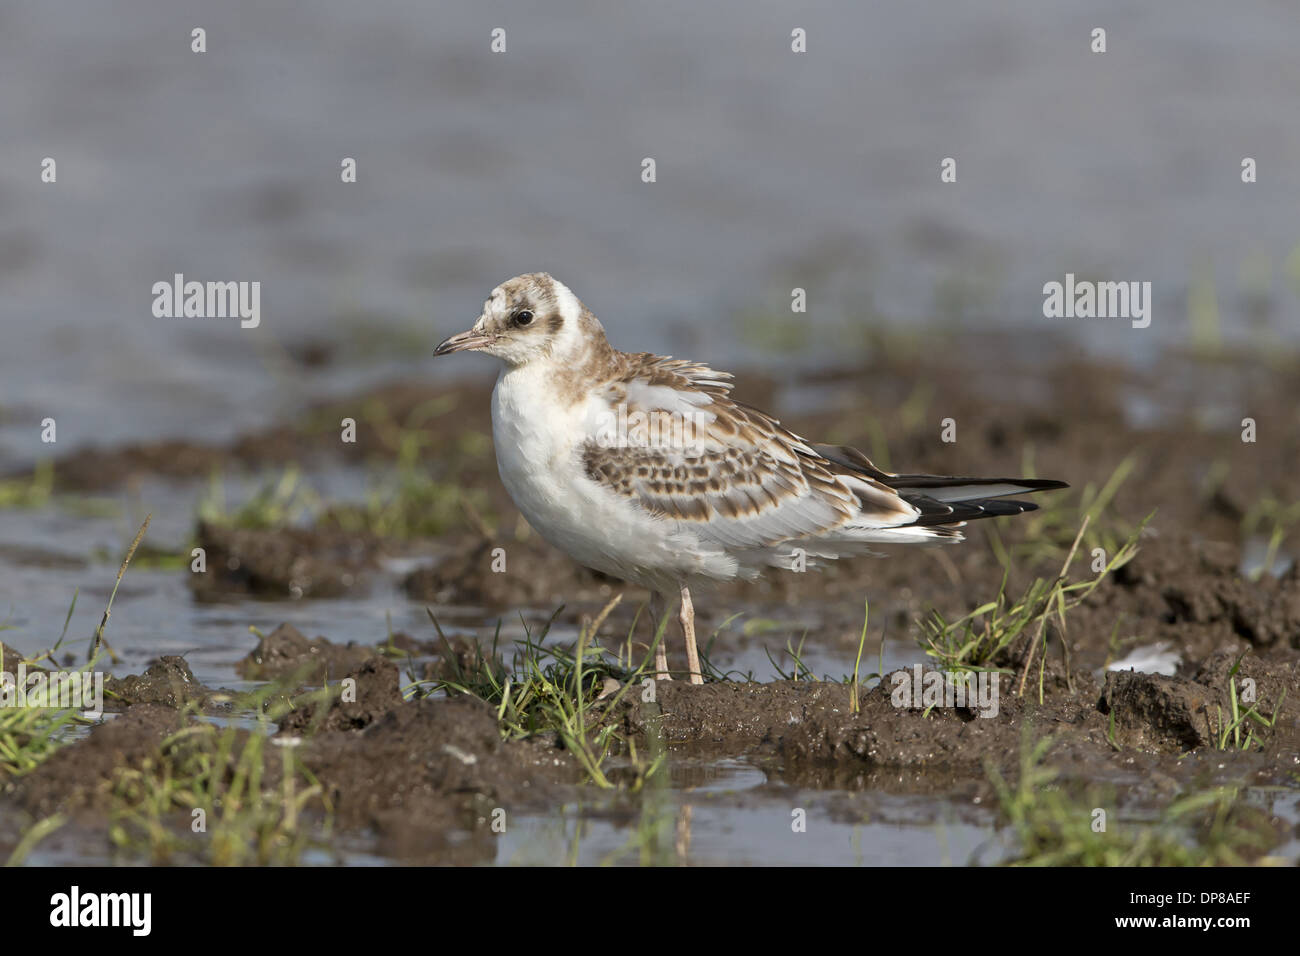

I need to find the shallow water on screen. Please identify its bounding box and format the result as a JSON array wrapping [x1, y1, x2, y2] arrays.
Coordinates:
[[499, 761, 1009, 866]]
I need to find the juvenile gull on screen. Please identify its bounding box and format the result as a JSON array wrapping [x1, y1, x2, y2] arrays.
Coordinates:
[[435, 273, 1067, 684]]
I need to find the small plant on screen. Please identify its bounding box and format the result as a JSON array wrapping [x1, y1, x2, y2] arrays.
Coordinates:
[[323, 428, 494, 539], [849, 600, 869, 714], [0, 703, 88, 778], [1240, 494, 1300, 581], [921, 515, 1149, 700], [988, 732, 1280, 865], [0, 459, 54, 509], [425, 600, 665, 789], [764, 632, 816, 681], [0, 599, 95, 778], [197, 466, 320, 530], [1008, 455, 1141, 566], [0, 459, 118, 517], [197, 432, 494, 539], [1211, 656, 1288, 751], [105, 710, 331, 866]]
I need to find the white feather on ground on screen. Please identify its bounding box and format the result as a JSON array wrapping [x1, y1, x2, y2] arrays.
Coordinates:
[[1105, 642, 1181, 677]]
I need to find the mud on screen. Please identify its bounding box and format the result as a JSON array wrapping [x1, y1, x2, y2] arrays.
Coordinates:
[[4, 334, 1299, 863], [13, 381, 495, 493], [12, 651, 579, 864], [402, 533, 617, 609], [18, 704, 190, 818], [236, 622, 379, 681], [1115, 538, 1300, 652], [276, 657, 404, 734], [611, 653, 1299, 779], [296, 695, 577, 862], [191, 522, 383, 601], [105, 656, 228, 711], [12, 633, 1295, 862]]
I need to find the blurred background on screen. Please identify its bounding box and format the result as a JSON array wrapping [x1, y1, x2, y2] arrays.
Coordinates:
[[2, 0, 1298, 461]]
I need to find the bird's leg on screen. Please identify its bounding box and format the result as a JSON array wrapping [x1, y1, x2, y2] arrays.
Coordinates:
[[680, 583, 702, 685], [650, 592, 671, 681]]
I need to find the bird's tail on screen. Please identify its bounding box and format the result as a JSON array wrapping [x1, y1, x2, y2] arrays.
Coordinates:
[[813, 443, 1069, 528]]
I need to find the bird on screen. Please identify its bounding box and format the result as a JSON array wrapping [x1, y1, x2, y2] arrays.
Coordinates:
[[435, 273, 1067, 685]]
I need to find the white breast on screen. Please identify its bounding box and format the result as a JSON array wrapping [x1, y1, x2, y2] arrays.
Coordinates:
[[489, 364, 738, 591]]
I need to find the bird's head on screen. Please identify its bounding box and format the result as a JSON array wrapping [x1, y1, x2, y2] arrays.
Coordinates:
[[435, 272, 601, 368]]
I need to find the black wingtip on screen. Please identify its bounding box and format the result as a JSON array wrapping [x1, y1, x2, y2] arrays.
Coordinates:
[[887, 475, 1069, 493], [906, 495, 1044, 526]]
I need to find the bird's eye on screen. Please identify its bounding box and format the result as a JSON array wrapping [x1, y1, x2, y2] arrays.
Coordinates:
[[513, 310, 534, 327]]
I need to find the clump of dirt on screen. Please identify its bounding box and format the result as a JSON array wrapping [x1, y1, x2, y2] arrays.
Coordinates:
[[277, 657, 405, 735], [298, 695, 577, 861], [17, 704, 189, 817], [105, 656, 225, 711], [0, 642, 44, 673], [1099, 672, 1217, 752], [18, 379, 497, 494], [1190, 648, 1299, 718], [1099, 648, 1300, 753], [613, 674, 1105, 772], [1117, 537, 1300, 650], [236, 622, 378, 681], [191, 521, 384, 601], [12, 676, 578, 864], [402, 533, 617, 609], [32, 439, 256, 491]]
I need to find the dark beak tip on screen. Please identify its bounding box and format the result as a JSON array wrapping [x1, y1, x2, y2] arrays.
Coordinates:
[[434, 330, 492, 356], [433, 335, 465, 357]]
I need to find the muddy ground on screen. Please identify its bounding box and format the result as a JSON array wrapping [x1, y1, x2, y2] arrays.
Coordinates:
[[3, 331, 1298, 863]]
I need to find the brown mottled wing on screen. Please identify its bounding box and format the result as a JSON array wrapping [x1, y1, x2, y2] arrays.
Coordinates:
[[580, 354, 919, 549]]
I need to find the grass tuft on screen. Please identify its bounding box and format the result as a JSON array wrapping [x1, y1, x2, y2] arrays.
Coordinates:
[[921, 515, 1149, 699], [988, 731, 1281, 865]]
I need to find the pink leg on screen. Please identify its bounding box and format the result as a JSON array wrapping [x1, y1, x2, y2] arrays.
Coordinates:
[[650, 592, 671, 681], [680, 583, 702, 685]]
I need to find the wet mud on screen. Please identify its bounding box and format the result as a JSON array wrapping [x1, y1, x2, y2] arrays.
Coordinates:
[[4, 335, 1299, 863]]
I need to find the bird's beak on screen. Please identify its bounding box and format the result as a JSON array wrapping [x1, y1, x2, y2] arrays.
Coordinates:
[[434, 325, 494, 356]]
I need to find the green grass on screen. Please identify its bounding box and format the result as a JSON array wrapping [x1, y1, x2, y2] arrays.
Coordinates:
[[760, 606, 886, 695], [1002, 454, 1142, 567], [1210, 655, 1288, 752], [921, 516, 1148, 698], [197, 465, 320, 530], [322, 428, 494, 539], [14, 669, 338, 866], [198, 432, 494, 539], [2, 524, 336, 866], [0, 545, 138, 784], [0, 702, 89, 778], [422, 600, 667, 789], [989, 732, 1281, 865], [104, 701, 332, 866], [1241, 494, 1300, 581], [0, 610, 94, 780], [0, 459, 119, 517], [0, 459, 54, 509]]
